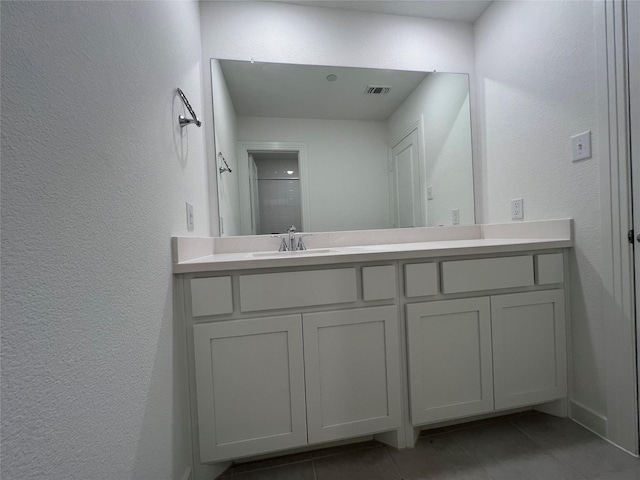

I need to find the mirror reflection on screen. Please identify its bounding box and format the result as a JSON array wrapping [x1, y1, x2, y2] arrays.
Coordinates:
[[211, 59, 475, 236]]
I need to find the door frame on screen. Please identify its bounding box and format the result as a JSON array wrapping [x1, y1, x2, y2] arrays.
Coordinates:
[[628, 0, 640, 451], [237, 141, 310, 235], [388, 116, 426, 228], [596, 0, 638, 454]]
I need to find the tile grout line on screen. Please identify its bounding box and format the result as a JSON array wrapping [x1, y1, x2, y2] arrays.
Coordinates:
[[381, 445, 405, 480], [448, 430, 500, 480], [311, 458, 318, 480], [508, 419, 589, 480]]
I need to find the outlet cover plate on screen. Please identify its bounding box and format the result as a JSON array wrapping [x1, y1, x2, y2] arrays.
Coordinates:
[[511, 198, 523, 220]]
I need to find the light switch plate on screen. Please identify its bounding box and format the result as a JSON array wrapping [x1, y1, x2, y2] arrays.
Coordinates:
[[427, 185, 433, 200], [571, 131, 592, 161]]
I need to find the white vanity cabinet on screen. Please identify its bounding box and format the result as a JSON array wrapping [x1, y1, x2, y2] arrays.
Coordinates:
[[193, 315, 307, 462], [174, 230, 572, 474], [491, 290, 567, 410], [187, 266, 402, 463], [404, 253, 567, 427], [303, 306, 401, 444], [406, 290, 567, 426], [193, 306, 402, 462], [406, 297, 494, 424]]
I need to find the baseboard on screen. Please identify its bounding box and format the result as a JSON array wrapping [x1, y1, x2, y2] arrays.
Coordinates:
[[180, 466, 192, 480], [534, 398, 568, 417], [570, 400, 607, 437]]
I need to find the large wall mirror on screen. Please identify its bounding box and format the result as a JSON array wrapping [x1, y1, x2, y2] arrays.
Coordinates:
[[211, 59, 475, 236]]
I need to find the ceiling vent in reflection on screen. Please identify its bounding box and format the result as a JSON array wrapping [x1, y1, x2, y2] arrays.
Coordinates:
[[364, 85, 391, 95]]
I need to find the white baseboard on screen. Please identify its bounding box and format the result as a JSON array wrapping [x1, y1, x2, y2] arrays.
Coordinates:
[[570, 400, 607, 437], [534, 398, 568, 417]]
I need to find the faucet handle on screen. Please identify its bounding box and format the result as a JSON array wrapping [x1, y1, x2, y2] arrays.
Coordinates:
[[296, 233, 313, 251], [288, 224, 296, 233], [271, 235, 290, 251]]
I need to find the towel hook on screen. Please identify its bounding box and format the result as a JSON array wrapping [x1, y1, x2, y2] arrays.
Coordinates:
[[218, 153, 232, 174], [177, 88, 201, 128]]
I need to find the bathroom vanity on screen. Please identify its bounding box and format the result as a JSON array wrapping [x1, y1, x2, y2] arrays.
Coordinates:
[[173, 219, 572, 471]]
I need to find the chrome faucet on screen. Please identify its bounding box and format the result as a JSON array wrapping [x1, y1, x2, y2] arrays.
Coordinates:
[[287, 225, 297, 251], [272, 225, 310, 252]]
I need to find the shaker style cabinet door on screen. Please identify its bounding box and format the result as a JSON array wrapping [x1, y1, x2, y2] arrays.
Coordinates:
[[193, 315, 307, 462], [302, 306, 402, 444], [406, 298, 494, 425], [491, 290, 567, 410]]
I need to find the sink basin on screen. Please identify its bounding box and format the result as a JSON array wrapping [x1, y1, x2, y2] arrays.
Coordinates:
[[249, 248, 339, 258]]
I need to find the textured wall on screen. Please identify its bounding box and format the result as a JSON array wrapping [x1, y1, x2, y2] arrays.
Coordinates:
[[1, 1, 207, 479], [475, 1, 605, 417], [200, 1, 475, 72]]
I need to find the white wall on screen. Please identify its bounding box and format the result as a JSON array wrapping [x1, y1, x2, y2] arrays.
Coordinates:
[[475, 1, 605, 423], [389, 73, 475, 226], [200, 1, 474, 72], [237, 116, 390, 231], [200, 0, 476, 235], [211, 59, 241, 235], [1, 2, 207, 479]]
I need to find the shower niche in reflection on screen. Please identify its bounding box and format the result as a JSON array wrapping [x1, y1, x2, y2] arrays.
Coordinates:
[[249, 151, 302, 235]]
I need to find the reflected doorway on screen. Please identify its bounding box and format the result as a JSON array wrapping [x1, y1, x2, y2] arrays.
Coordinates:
[[238, 141, 310, 235], [391, 128, 423, 228], [249, 151, 302, 235]]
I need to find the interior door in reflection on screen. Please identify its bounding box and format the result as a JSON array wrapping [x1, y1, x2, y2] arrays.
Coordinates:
[[392, 129, 423, 228]]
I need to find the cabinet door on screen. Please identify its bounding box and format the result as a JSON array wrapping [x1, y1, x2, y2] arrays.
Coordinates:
[[406, 298, 494, 425], [193, 315, 307, 462], [303, 306, 402, 444], [491, 290, 567, 410]]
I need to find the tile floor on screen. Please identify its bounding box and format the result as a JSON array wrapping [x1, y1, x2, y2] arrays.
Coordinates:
[[219, 413, 640, 480]]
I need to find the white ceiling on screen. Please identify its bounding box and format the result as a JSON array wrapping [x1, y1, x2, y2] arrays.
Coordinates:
[[268, 0, 493, 23], [221, 60, 431, 121]]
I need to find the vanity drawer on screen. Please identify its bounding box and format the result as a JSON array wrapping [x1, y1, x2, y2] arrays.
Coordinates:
[[190, 276, 233, 317], [362, 265, 397, 301], [404, 263, 439, 297], [535, 253, 564, 285], [239, 268, 357, 312], [441, 256, 534, 294]]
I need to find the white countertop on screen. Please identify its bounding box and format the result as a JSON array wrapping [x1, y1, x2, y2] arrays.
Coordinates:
[[172, 219, 573, 274]]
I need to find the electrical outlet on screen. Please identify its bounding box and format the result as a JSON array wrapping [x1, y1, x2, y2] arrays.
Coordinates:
[[186, 202, 194, 232], [427, 185, 433, 201], [451, 208, 460, 225], [511, 198, 523, 220]]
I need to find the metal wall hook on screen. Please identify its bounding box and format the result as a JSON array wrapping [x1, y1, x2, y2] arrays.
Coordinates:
[[177, 88, 201, 128], [218, 152, 232, 174]]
